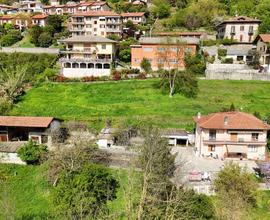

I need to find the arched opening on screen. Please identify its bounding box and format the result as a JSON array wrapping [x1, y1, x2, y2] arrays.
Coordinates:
[[80, 63, 87, 68], [96, 63, 102, 69], [72, 63, 79, 68], [88, 63, 94, 68], [103, 63, 110, 69], [64, 62, 71, 68]]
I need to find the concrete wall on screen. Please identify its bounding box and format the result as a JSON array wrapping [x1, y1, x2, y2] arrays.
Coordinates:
[[0, 152, 26, 164], [0, 47, 59, 54], [206, 64, 270, 80]]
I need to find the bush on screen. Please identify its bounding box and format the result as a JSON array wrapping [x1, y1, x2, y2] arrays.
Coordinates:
[[38, 32, 53, 48], [112, 71, 121, 81], [0, 30, 22, 46], [17, 140, 48, 164], [54, 75, 68, 82], [222, 58, 233, 64], [184, 54, 206, 75], [81, 76, 98, 82], [136, 73, 147, 79], [217, 48, 227, 57]]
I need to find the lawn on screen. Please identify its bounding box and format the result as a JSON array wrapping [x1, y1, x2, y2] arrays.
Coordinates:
[[0, 164, 139, 219], [11, 79, 270, 131]]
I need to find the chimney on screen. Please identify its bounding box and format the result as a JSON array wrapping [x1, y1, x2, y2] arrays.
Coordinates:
[[197, 112, 201, 119], [224, 116, 228, 126]]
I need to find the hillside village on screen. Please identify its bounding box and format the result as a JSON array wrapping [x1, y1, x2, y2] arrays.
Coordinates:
[[1, 0, 270, 219]]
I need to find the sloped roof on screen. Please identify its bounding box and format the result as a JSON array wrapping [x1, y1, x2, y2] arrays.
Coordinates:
[[0, 116, 54, 128], [254, 34, 270, 43], [194, 111, 270, 130], [73, 10, 120, 17], [0, 141, 26, 153], [138, 37, 200, 45], [32, 14, 48, 19], [218, 16, 261, 26], [161, 129, 187, 136], [0, 15, 12, 19], [203, 45, 254, 56], [121, 12, 145, 17], [59, 35, 116, 43]]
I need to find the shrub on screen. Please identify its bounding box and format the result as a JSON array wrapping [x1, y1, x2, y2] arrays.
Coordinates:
[[184, 54, 206, 75], [112, 72, 121, 81], [81, 76, 98, 82], [222, 58, 233, 64], [136, 73, 147, 79], [140, 58, 152, 73], [217, 48, 227, 57], [54, 75, 68, 82], [17, 140, 48, 164]]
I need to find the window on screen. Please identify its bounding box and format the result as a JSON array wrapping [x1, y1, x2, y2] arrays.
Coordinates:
[[86, 17, 91, 21], [157, 58, 164, 63], [134, 58, 140, 63], [86, 24, 91, 28], [94, 20, 97, 24], [143, 47, 153, 52], [208, 145, 215, 152], [102, 44, 106, 49], [171, 47, 179, 52], [248, 145, 257, 152], [231, 26, 235, 33], [100, 24, 105, 28], [157, 47, 165, 52], [41, 135, 48, 144], [240, 35, 243, 42], [209, 130, 216, 140], [240, 26, 244, 31], [252, 133, 259, 141], [94, 28, 97, 32], [249, 25, 253, 33]]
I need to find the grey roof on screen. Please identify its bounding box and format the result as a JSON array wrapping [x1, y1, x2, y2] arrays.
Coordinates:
[[161, 129, 188, 136], [139, 37, 200, 45], [203, 45, 255, 56], [98, 127, 118, 140], [60, 36, 117, 43]]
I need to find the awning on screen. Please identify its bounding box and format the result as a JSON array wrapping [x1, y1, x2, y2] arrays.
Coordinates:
[[226, 145, 247, 153]]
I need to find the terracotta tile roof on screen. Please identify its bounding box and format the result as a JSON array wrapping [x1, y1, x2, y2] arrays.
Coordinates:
[[257, 34, 270, 43], [0, 116, 54, 128], [121, 12, 145, 17], [91, 1, 107, 6], [73, 10, 120, 17], [194, 111, 270, 130], [32, 14, 48, 19], [0, 15, 12, 20]]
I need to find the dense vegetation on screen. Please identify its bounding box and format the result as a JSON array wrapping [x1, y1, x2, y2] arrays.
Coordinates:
[[10, 79, 270, 131], [0, 24, 23, 46]]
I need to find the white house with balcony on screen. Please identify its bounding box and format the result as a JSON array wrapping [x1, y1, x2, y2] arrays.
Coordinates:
[[216, 16, 261, 43], [194, 111, 270, 160], [59, 35, 117, 78], [70, 11, 122, 37]]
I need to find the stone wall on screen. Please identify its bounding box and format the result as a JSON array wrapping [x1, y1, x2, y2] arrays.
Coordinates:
[[206, 64, 270, 81], [0, 47, 60, 54]]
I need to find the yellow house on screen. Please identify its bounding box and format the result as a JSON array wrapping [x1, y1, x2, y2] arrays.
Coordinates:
[[59, 35, 117, 78]]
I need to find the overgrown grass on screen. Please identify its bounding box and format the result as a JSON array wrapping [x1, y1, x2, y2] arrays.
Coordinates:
[[0, 164, 140, 219], [11, 79, 270, 131]]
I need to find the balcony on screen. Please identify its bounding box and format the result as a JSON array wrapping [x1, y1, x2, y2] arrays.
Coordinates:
[[59, 57, 112, 63], [203, 138, 266, 145], [106, 28, 121, 33]]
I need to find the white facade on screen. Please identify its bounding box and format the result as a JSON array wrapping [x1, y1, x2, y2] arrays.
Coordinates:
[[71, 13, 122, 37], [195, 127, 267, 160], [217, 17, 260, 43], [0, 152, 25, 164]]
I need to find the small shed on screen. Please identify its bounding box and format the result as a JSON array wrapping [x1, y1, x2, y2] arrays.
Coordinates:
[[0, 116, 60, 149], [161, 129, 189, 146], [97, 127, 118, 148], [0, 141, 26, 164]]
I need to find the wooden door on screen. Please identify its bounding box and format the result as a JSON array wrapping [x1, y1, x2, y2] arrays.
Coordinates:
[[230, 133, 237, 141], [0, 134, 7, 142]]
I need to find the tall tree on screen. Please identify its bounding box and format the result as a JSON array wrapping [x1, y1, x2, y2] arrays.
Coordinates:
[[213, 162, 257, 220]]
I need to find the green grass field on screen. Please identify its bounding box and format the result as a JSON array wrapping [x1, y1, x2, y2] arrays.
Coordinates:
[[0, 164, 138, 219], [11, 79, 270, 131]]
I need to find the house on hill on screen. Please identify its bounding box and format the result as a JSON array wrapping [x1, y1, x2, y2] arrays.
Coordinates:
[[59, 35, 117, 77], [216, 16, 261, 43], [254, 34, 270, 72], [194, 111, 270, 160], [131, 37, 199, 71]]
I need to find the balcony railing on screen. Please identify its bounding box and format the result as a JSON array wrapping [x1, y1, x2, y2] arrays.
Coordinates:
[[203, 138, 265, 145], [59, 57, 112, 63]]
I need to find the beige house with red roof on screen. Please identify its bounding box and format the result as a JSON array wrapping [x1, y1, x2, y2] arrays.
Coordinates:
[[32, 13, 48, 26], [194, 111, 270, 160], [254, 34, 270, 71], [121, 12, 146, 24], [217, 16, 261, 43]]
